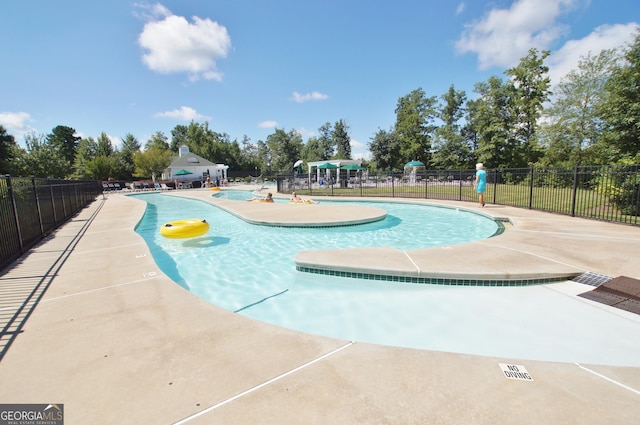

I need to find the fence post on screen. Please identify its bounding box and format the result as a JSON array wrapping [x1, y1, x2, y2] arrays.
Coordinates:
[[32, 176, 45, 236], [458, 170, 463, 201], [6, 175, 25, 254], [392, 173, 395, 197], [633, 165, 639, 225], [49, 179, 58, 225], [424, 172, 428, 199], [492, 169, 497, 204], [60, 180, 67, 218], [528, 167, 534, 209], [571, 165, 579, 217]]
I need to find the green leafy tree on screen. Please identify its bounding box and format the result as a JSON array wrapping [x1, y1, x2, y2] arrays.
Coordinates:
[[332, 119, 352, 159], [0, 125, 18, 174], [265, 129, 303, 173], [254, 140, 273, 175], [73, 137, 98, 179], [171, 122, 242, 170], [145, 131, 170, 151], [600, 30, 640, 162], [239, 135, 262, 175], [505, 48, 551, 165], [119, 133, 141, 180], [96, 132, 114, 157], [317, 122, 335, 159], [18, 132, 70, 178], [540, 49, 618, 166], [368, 128, 401, 172], [461, 98, 481, 161], [472, 76, 515, 168], [432, 84, 470, 169], [394, 88, 438, 167], [170, 125, 189, 152], [301, 136, 325, 162], [133, 147, 173, 181], [47, 125, 80, 165], [86, 155, 118, 181]]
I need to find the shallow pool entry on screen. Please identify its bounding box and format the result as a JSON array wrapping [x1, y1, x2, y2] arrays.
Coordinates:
[[129, 192, 640, 366]]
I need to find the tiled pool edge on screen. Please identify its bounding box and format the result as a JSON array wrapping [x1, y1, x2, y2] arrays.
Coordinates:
[[295, 265, 580, 286]]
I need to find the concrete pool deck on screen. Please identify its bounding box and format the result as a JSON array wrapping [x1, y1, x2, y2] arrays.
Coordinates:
[[1, 185, 640, 424]]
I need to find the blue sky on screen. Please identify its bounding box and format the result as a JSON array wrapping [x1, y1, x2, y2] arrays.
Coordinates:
[[1, 0, 638, 160]]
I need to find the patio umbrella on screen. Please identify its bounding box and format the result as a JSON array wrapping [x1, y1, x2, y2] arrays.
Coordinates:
[[404, 160, 425, 168], [174, 169, 193, 176], [317, 162, 338, 169]]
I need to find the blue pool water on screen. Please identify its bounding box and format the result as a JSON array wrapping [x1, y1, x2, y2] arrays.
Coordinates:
[[131, 191, 640, 365], [133, 190, 497, 320]]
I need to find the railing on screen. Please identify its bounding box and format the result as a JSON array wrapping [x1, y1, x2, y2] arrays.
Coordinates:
[[277, 164, 640, 226], [0, 175, 102, 271]]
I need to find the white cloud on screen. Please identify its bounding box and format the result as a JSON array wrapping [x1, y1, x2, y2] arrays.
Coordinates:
[[456, 2, 465, 15], [258, 120, 278, 129], [0, 111, 37, 141], [547, 22, 639, 85], [133, 2, 171, 21], [290, 91, 329, 103], [456, 0, 578, 69], [350, 138, 365, 151], [295, 127, 315, 138], [154, 106, 210, 121], [137, 4, 231, 81], [352, 151, 372, 161], [350, 138, 372, 160]]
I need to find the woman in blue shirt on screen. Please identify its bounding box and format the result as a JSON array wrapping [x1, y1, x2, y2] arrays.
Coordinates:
[[474, 163, 487, 207]]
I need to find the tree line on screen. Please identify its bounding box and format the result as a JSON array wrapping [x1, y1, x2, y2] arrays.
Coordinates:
[[1, 32, 638, 181]]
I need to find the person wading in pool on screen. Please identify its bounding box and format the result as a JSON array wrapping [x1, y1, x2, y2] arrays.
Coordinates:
[[474, 163, 487, 207]]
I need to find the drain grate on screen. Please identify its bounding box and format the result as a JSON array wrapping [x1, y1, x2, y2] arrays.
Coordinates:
[[571, 272, 613, 287], [578, 275, 640, 316]]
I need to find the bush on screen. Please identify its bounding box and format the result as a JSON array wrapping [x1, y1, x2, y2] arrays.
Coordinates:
[[595, 164, 640, 215]]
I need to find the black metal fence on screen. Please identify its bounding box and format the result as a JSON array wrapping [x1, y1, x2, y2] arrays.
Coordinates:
[[0, 175, 102, 271], [277, 164, 640, 226]]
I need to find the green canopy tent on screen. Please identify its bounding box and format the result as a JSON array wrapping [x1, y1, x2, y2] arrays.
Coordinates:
[[317, 162, 338, 186], [340, 164, 365, 186], [317, 162, 338, 169], [174, 169, 193, 176]]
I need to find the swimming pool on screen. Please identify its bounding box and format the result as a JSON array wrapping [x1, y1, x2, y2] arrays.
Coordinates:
[[132, 191, 640, 366]]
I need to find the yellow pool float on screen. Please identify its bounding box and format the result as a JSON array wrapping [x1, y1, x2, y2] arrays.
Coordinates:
[[160, 219, 210, 239], [210, 187, 221, 191]]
